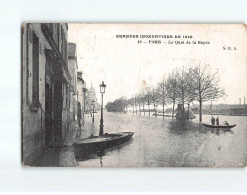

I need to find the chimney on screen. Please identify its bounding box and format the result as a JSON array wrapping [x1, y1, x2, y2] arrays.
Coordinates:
[[239, 98, 241, 105], [244, 97, 246, 105]]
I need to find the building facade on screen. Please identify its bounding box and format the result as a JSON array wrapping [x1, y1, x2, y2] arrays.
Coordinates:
[[86, 83, 100, 111], [22, 23, 71, 165], [68, 43, 78, 122], [77, 71, 87, 125]]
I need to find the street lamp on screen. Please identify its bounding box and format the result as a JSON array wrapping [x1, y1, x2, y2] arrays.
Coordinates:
[[99, 81, 106, 136], [91, 100, 95, 123]]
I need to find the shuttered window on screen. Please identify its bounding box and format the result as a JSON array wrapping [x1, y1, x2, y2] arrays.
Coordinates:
[[28, 26, 33, 44], [32, 32, 39, 102]]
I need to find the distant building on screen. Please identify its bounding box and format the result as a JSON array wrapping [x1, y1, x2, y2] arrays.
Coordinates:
[[191, 103, 247, 116], [22, 23, 70, 165], [86, 83, 99, 111]]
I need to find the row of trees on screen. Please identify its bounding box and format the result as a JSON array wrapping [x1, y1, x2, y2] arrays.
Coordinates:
[[105, 64, 225, 122]]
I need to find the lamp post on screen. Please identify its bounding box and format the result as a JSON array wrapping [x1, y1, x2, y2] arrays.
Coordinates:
[[99, 81, 106, 136], [92, 100, 95, 123]]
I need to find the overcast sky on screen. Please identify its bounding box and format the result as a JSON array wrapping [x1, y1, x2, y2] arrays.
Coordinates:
[[68, 24, 247, 106]]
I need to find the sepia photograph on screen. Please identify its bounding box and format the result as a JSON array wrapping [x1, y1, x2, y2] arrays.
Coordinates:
[[21, 23, 247, 167]]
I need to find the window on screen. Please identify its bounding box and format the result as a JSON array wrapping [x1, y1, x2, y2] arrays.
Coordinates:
[[28, 26, 33, 44], [32, 32, 39, 102]]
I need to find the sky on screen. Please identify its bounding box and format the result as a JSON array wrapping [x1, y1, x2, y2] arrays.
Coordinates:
[[68, 24, 247, 106]]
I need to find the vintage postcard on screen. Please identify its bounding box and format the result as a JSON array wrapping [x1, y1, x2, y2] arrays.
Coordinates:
[[21, 23, 247, 167]]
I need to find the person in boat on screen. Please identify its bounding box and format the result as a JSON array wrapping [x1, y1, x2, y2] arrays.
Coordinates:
[[216, 116, 219, 125], [224, 121, 230, 126], [211, 116, 215, 125]]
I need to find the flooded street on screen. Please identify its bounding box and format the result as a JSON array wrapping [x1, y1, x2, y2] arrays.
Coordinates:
[[77, 112, 247, 167]]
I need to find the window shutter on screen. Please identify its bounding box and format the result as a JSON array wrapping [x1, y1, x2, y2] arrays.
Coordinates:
[[28, 26, 33, 44]]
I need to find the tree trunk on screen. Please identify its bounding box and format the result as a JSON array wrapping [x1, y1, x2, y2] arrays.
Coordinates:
[[139, 105, 141, 115], [148, 104, 150, 116], [133, 105, 134, 115], [162, 98, 165, 118], [199, 100, 202, 122], [154, 104, 157, 117], [172, 99, 175, 119], [182, 102, 185, 120], [162, 85, 165, 118], [143, 104, 145, 116]]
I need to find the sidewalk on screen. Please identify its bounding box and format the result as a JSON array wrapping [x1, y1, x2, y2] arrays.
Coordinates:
[[35, 114, 97, 167]]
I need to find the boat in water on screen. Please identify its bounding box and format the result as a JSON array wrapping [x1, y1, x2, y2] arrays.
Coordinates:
[[73, 132, 134, 158], [202, 123, 236, 129]]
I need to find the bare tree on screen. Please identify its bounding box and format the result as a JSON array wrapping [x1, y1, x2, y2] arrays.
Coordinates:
[[175, 67, 194, 120], [187, 63, 225, 122], [150, 87, 160, 117], [134, 95, 138, 115], [140, 90, 146, 116], [136, 94, 142, 115], [144, 87, 153, 116], [122, 96, 128, 114], [128, 97, 135, 115], [166, 72, 178, 119], [157, 77, 167, 118]]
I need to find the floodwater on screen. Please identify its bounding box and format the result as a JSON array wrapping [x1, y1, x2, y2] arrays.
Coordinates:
[[76, 112, 247, 167]]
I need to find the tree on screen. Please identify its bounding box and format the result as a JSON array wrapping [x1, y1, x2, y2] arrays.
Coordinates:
[[128, 97, 135, 115], [157, 77, 167, 118], [175, 67, 194, 120], [134, 95, 138, 115], [140, 90, 147, 116], [144, 87, 153, 116], [150, 87, 160, 117], [166, 72, 178, 119], [187, 63, 225, 122], [136, 94, 142, 115], [105, 102, 113, 112], [120, 96, 128, 113]]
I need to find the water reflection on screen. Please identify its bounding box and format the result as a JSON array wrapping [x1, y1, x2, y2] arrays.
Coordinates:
[[76, 139, 134, 167], [167, 120, 200, 135], [208, 127, 234, 135], [167, 119, 234, 136], [76, 112, 246, 167]]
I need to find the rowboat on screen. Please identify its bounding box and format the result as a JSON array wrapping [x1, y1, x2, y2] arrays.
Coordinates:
[[73, 132, 134, 157], [202, 123, 236, 129]]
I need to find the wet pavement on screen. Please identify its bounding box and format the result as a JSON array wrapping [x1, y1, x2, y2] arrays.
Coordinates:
[[77, 112, 247, 168], [35, 119, 94, 167]]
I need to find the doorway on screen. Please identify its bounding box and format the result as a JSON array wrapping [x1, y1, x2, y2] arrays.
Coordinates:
[[45, 83, 53, 145]]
